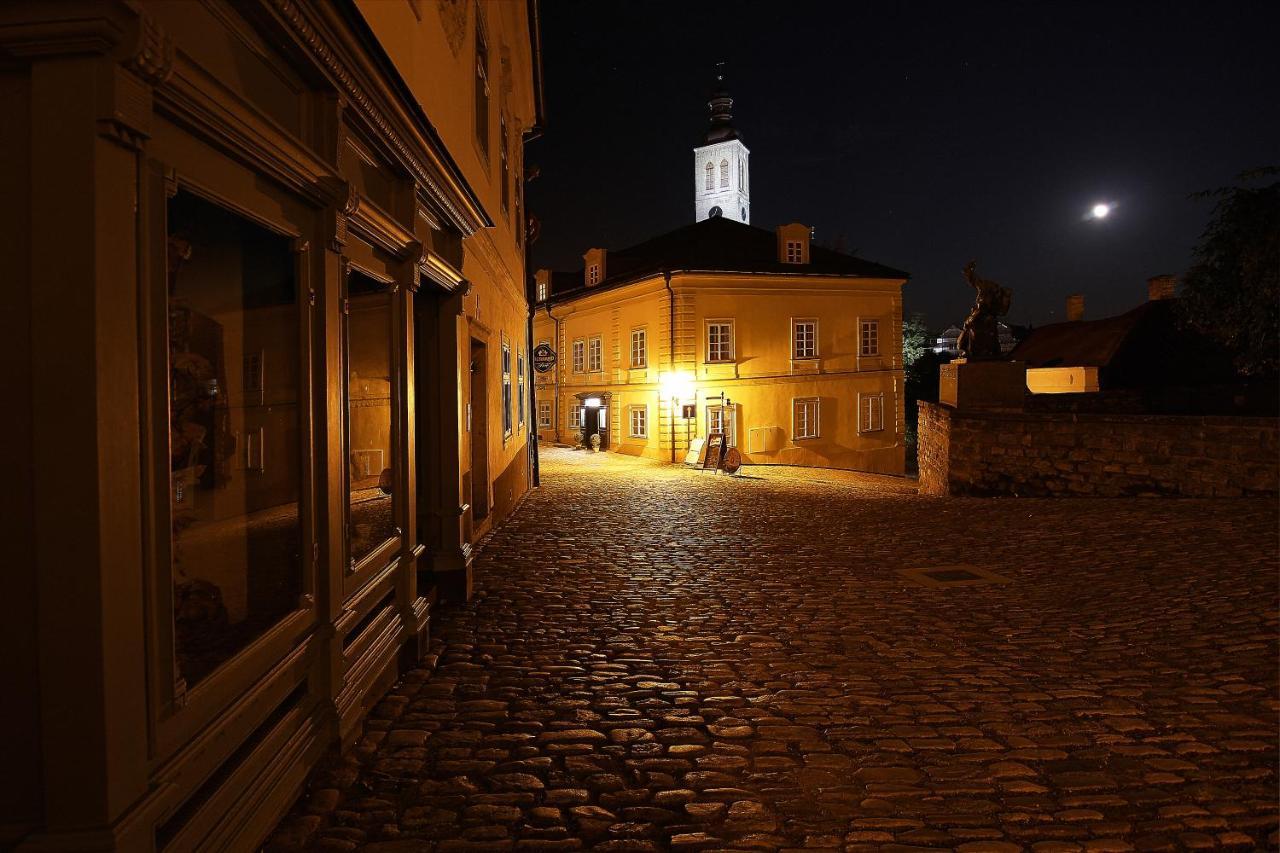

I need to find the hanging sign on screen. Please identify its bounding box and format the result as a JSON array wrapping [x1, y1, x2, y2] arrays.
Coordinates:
[[532, 342, 557, 373]]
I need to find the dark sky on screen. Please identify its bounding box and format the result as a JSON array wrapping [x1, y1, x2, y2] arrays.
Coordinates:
[[525, 1, 1279, 329]]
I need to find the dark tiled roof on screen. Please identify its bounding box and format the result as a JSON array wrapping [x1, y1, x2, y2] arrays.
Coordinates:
[[545, 217, 909, 303], [1009, 298, 1237, 388]]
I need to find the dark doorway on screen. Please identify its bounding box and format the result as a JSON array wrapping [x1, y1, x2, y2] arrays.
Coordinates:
[[582, 404, 609, 450], [469, 339, 489, 520]]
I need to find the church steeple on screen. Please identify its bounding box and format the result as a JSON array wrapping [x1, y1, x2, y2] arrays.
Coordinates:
[[705, 66, 741, 144], [692, 65, 751, 224]]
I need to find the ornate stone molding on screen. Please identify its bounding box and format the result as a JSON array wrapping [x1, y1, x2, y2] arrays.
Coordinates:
[[124, 11, 174, 86], [267, 0, 489, 236]]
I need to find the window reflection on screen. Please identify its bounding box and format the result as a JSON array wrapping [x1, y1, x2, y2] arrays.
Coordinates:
[[347, 272, 397, 565], [167, 191, 302, 688]]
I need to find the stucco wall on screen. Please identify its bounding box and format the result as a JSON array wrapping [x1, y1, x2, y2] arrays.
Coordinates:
[[918, 402, 1279, 497]]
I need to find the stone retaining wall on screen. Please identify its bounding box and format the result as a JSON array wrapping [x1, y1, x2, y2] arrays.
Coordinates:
[[918, 402, 1279, 497]]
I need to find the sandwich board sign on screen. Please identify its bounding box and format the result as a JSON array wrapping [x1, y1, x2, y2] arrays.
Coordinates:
[[701, 431, 726, 471]]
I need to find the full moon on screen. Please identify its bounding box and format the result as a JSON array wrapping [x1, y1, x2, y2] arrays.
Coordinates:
[[1091, 203, 1111, 219]]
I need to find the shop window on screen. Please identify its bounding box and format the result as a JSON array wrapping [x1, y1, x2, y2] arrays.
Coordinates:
[[793, 319, 816, 359], [794, 397, 820, 439], [346, 270, 398, 567], [166, 190, 303, 688], [630, 327, 647, 368]]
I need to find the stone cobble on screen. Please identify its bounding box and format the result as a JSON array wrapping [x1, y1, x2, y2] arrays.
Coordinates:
[[268, 448, 1279, 851]]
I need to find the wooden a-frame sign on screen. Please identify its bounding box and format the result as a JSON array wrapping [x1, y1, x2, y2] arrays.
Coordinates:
[[701, 431, 726, 471]]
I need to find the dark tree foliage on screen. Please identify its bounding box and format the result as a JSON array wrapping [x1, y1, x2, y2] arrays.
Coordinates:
[[902, 314, 947, 468], [1180, 170, 1279, 377]]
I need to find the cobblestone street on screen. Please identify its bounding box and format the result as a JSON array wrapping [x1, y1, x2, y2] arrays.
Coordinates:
[[271, 448, 1279, 852]]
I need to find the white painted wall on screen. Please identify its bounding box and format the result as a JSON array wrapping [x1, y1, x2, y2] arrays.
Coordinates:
[[693, 139, 750, 224]]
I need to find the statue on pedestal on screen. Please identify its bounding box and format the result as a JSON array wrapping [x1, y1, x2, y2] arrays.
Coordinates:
[[956, 260, 1012, 360]]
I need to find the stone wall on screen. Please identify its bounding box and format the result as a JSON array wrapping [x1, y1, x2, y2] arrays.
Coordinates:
[[918, 402, 1279, 497]]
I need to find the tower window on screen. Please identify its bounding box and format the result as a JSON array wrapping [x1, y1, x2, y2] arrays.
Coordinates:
[[738, 158, 744, 191], [720, 159, 729, 188], [705, 161, 714, 190]]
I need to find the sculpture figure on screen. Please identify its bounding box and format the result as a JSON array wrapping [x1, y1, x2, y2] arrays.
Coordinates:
[[956, 260, 1012, 360]]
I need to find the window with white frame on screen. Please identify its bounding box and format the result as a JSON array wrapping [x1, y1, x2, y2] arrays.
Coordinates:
[[587, 264, 600, 286], [705, 161, 714, 190], [861, 319, 880, 356], [630, 327, 647, 368], [706, 320, 734, 363], [793, 319, 817, 359], [536, 279, 548, 302], [587, 336, 602, 371], [738, 157, 744, 190], [719, 159, 729, 187], [860, 392, 885, 432], [793, 397, 820, 440], [568, 406, 582, 429], [501, 341, 512, 438], [628, 405, 648, 438], [537, 399, 551, 429], [572, 339, 585, 373], [517, 349, 525, 430], [785, 240, 804, 264]]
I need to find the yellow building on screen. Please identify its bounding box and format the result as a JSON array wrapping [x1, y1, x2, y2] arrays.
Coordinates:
[[533, 217, 909, 474], [0, 0, 540, 848]]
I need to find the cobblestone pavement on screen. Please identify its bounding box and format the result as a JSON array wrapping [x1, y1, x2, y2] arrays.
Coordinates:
[[270, 448, 1279, 852]]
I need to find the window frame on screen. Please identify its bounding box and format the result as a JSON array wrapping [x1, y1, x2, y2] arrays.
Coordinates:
[[628, 405, 648, 439], [705, 319, 735, 364], [501, 339, 512, 439], [571, 338, 585, 373], [630, 326, 647, 369], [473, 3, 490, 160], [586, 264, 600, 286], [792, 317, 818, 360], [793, 397, 820, 440], [785, 240, 804, 264], [536, 279, 548, 302], [861, 318, 880, 357], [719, 158, 729, 188], [537, 399, 552, 429], [516, 347, 525, 431], [859, 392, 885, 433], [705, 161, 714, 191], [568, 405, 582, 429], [587, 335, 602, 372]]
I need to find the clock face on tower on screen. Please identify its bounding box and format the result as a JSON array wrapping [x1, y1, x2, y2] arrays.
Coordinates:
[[709, 206, 722, 218]]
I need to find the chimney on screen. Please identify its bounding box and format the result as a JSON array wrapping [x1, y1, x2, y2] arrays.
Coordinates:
[[1147, 274, 1176, 301], [1066, 294, 1085, 322]]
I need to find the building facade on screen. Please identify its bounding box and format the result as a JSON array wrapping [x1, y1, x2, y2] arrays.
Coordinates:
[[533, 218, 909, 474], [0, 0, 540, 849]]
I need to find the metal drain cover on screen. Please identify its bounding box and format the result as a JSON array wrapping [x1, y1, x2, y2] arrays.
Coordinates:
[[897, 564, 1012, 588]]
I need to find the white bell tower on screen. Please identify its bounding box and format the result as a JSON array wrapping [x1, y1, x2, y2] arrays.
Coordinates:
[[693, 71, 750, 224]]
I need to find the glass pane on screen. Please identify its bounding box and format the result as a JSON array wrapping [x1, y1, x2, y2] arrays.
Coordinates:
[[167, 191, 302, 688], [347, 273, 397, 565]]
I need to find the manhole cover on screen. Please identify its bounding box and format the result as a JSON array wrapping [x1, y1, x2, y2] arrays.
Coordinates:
[[896, 564, 1011, 588]]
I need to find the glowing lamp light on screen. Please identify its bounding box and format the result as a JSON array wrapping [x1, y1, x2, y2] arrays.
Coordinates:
[[583, 397, 602, 408], [658, 370, 695, 402], [1091, 203, 1111, 219]]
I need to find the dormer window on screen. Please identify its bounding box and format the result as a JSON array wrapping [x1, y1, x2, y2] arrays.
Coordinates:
[[536, 279, 548, 302], [704, 162, 714, 190], [587, 264, 600, 286], [719, 159, 729, 188], [777, 223, 811, 264], [785, 240, 803, 264]]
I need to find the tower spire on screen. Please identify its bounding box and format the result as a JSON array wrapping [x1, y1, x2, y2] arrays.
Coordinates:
[[705, 63, 740, 144]]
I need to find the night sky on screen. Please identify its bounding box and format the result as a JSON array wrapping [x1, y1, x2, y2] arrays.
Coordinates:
[[525, 1, 1279, 329]]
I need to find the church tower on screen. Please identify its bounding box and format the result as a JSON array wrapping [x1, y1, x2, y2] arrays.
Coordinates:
[[693, 70, 750, 224]]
